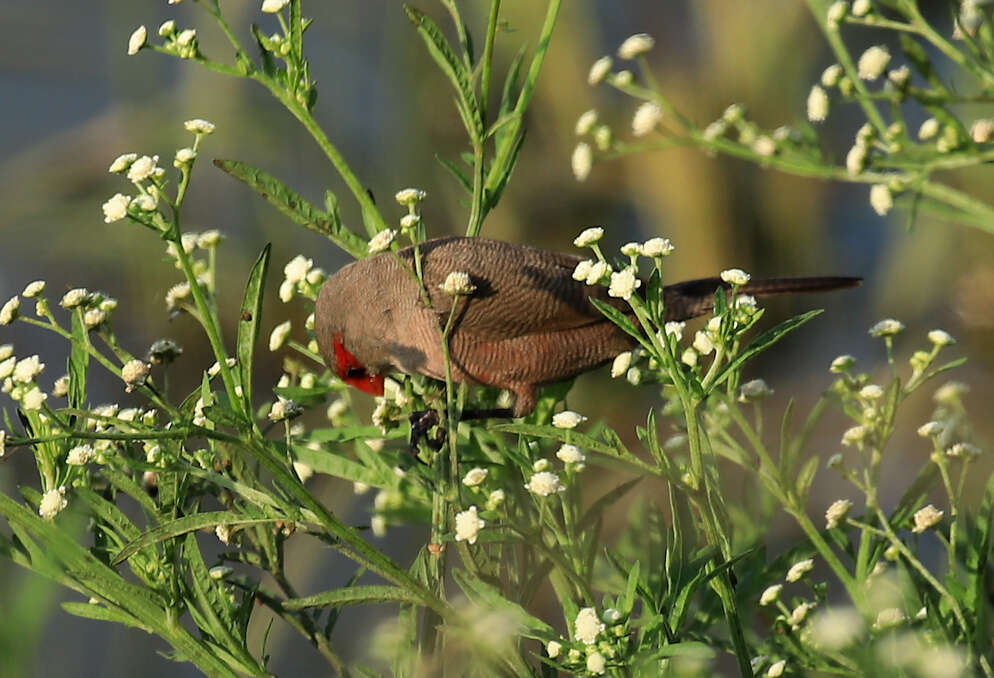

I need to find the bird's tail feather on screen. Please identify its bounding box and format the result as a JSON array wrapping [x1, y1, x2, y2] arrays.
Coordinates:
[[663, 276, 861, 322]]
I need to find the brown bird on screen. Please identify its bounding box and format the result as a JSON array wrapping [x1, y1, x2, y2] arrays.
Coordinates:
[[315, 236, 859, 417]]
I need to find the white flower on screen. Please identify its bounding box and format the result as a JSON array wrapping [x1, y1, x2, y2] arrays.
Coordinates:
[[869, 184, 893, 216], [127, 25, 147, 55], [821, 64, 843, 87], [552, 410, 587, 429], [462, 467, 488, 487], [440, 271, 477, 296], [585, 260, 611, 285], [22, 386, 47, 410], [0, 297, 19, 325], [739, 379, 773, 402], [13, 355, 44, 383], [454, 506, 485, 545], [0, 345, 11, 361], [546, 640, 562, 658], [184, 119, 215, 135], [556, 444, 586, 464], [608, 268, 641, 300], [618, 33, 655, 59], [525, 471, 565, 496], [176, 28, 197, 47], [572, 259, 594, 282], [67, 445, 95, 466], [593, 125, 612, 149], [215, 524, 232, 545], [947, 442, 981, 458], [575, 109, 599, 136], [786, 558, 814, 582], [753, 135, 777, 157], [826, 0, 847, 25], [852, 0, 872, 16], [611, 351, 632, 378], [165, 282, 191, 309], [367, 229, 396, 254], [860, 384, 884, 400], [38, 486, 68, 519], [888, 65, 910, 88], [261, 0, 290, 12], [702, 121, 726, 141], [108, 153, 138, 174], [858, 46, 891, 80], [486, 489, 505, 510], [121, 359, 150, 392], [102, 193, 131, 223], [846, 143, 868, 175], [394, 188, 427, 206], [571, 142, 593, 181], [760, 584, 782, 606], [720, 268, 751, 286], [869, 318, 904, 337], [0, 429, 5, 458], [723, 103, 745, 123], [826, 499, 853, 529], [173, 147, 197, 167], [127, 155, 159, 183], [918, 117, 940, 140], [586, 652, 607, 675], [664, 321, 685, 341], [283, 255, 313, 284], [0, 357, 17, 380], [971, 118, 994, 143], [789, 601, 815, 628], [693, 331, 715, 355], [917, 421, 943, 437], [574, 227, 604, 248], [574, 607, 605, 644], [269, 397, 300, 422], [830, 354, 855, 372], [927, 329, 955, 346], [632, 101, 663, 137], [158, 20, 176, 36], [912, 504, 943, 533], [83, 309, 106, 329], [132, 193, 156, 211], [278, 279, 295, 303], [842, 425, 867, 447], [269, 321, 291, 351], [766, 659, 787, 678], [874, 607, 906, 629], [807, 85, 829, 122], [588, 56, 613, 85], [532, 458, 550, 473], [810, 607, 865, 650]]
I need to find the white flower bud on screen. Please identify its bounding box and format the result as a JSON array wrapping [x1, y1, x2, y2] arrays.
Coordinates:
[[807, 85, 829, 122], [618, 33, 654, 59], [128, 26, 147, 56], [857, 46, 891, 80], [588, 56, 612, 85], [572, 142, 593, 181]]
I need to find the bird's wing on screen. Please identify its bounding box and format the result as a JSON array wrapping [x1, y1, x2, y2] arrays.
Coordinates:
[[403, 236, 627, 339]]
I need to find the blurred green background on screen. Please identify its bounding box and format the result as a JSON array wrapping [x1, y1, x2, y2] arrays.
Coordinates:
[[1, 1, 992, 675]]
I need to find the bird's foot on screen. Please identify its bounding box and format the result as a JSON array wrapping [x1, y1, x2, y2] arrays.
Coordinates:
[[409, 409, 444, 456]]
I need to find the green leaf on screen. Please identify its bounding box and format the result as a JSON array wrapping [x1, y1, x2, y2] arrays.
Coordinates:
[[61, 601, 153, 632], [291, 444, 389, 487], [435, 154, 473, 194], [307, 425, 406, 443], [112, 511, 277, 566], [489, 423, 614, 453], [709, 309, 823, 393], [794, 455, 819, 501], [965, 471, 994, 613], [67, 311, 90, 413], [589, 298, 650, 350], [236, 244, 271, 417], [283, 585, 423, 610], [580, 477, 643, 532], [452, 569, 555, 634], [403, 6, 483, 139], [213, 159, 366, 258]]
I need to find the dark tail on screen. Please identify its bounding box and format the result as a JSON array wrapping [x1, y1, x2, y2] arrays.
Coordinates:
[[663, 276, 861, 322]]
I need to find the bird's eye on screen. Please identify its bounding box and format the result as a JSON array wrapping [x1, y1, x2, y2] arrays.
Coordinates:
[[345, 366, 365, 378]]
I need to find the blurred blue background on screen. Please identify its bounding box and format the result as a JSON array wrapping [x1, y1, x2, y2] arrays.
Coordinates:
[[1, 1, 992, 675]]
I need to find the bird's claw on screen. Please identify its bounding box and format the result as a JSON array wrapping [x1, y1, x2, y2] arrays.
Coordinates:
[[409, 409, 444, 456]]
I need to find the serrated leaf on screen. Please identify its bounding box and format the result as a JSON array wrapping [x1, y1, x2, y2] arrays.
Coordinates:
[[403, 5, 483, 139], [284, 585, 423, 610], [213, 159, 366, 258], [237, 244, 270, 418]]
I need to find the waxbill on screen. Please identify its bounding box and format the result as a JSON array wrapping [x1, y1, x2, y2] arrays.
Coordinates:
[[315, 236, 859, 417]]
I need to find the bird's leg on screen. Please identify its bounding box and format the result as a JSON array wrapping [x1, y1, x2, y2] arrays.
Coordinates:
[[409, 409, 444, 456]]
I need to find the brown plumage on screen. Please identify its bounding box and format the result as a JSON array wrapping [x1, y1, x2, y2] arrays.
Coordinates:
[[315, 236, 860, 416]]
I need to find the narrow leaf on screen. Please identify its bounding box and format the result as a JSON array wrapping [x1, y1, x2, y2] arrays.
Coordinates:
[[237, 244, 271, 416], [284, 585, 422, 610]]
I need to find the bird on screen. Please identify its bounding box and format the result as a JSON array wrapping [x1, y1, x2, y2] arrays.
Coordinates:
[[314, 236, 860, 418]]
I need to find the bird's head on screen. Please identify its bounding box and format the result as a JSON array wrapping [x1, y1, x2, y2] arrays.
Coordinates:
[[331, 332, 385, 396]]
